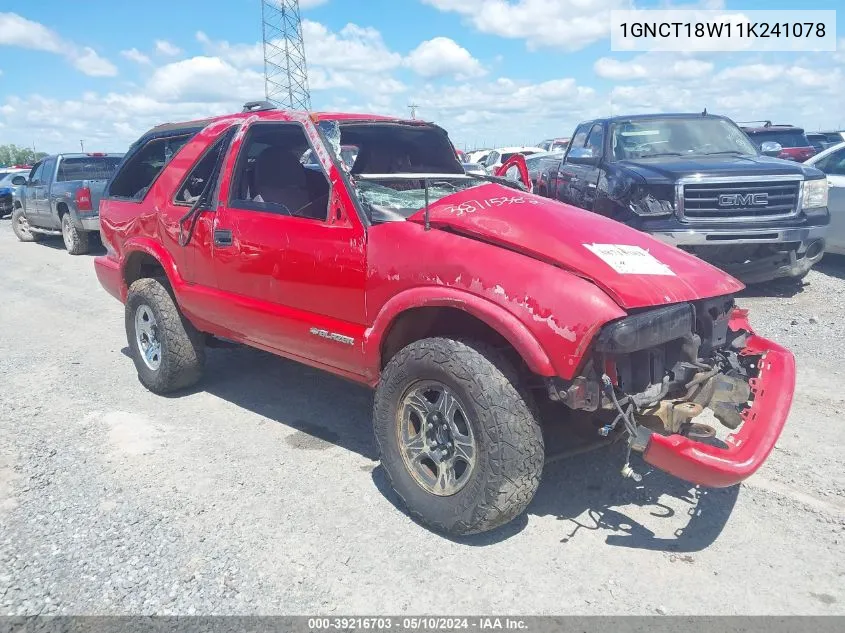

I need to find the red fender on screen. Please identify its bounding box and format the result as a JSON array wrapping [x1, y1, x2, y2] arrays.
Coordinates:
[[363, 286, 556, 384]]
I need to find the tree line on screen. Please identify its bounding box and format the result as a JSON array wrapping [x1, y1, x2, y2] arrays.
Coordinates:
[[0, 144, 48, 168]]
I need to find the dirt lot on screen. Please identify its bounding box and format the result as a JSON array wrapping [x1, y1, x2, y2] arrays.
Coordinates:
[[1, 224, 843, 616]]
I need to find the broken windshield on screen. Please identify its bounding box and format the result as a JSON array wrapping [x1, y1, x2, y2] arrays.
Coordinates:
[[355, 176, 487, 223]]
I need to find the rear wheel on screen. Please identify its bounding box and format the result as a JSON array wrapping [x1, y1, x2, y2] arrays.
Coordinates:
[[125, 278, 205, 394], [11, 209, 41, 242], [374, 337, 544, 535], [61, 214, 90, 255]]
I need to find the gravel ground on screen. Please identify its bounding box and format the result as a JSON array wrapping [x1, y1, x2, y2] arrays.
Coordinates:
[[1, 224, 844, 616]]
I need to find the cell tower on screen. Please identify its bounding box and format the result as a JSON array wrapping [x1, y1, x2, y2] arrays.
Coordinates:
[[261, 0, 312, 110]]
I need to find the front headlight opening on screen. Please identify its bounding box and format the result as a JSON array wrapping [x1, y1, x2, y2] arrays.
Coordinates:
[[802, 178, 828, 210]]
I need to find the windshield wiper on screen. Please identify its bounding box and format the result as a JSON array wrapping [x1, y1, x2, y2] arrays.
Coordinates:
[[702, 150, 746, 155], [639, 152, 682, 158]]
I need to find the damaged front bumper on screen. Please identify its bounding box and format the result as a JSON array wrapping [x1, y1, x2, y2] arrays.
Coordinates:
[[640, 309, 795, 487]]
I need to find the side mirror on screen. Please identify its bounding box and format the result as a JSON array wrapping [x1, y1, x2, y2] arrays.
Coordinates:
[[567, 147, 598, 165], [11, 176, 27, 186], [760, 141, 783, 157]]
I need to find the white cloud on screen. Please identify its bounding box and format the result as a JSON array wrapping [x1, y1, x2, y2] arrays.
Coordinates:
[[155, 39, 182, 57], [0, 12, 116, 77], [0, 12, 62, 52], [303, 21, 402, 72], [297, 0, 329, 7], [406, 37, 485, 79], [196, 21, 405, 95], [121, 48, 151, 65], [594, 54, 713, 81], [422, 0, 628, 51], [146, 56, 263, 103], [73, 47, 118, 77]]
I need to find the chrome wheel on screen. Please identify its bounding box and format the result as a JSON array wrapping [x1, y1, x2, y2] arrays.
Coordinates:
[[16, 213, 31, 236], [134, 304, 162, 371], [61, 215, 72, 247], [397, 381, 476, 496]]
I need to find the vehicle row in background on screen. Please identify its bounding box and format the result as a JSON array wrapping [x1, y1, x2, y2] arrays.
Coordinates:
[[739, 121, 817, 162], [532, 113, 829, 284], [0, 167, 30, 218], [10, 153, 123, 254], [805, 141, 845, 255]]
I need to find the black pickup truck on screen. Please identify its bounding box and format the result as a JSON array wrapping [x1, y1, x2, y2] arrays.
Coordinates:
[[535, 113, 830, 283]]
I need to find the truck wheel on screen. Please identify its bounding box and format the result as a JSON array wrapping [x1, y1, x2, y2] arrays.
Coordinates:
[[61, 214, 90, 255], [11, 209, 41, 242], [125, 278, 205, 394], [374, 338, 544, 535]]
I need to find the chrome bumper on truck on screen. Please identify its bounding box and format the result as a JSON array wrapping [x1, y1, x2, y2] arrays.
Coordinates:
[[651, 226, 827, 283], [640, 309, 795, 487]]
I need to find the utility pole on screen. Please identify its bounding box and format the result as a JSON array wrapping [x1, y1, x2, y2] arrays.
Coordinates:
[[261, 0, 312, 110], [408, 104, 420, 120], [80, 140, 85, 152]]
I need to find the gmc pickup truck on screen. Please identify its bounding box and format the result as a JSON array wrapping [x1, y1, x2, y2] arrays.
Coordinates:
[[94, 103, 795, 536], [535, 113, 830, 284], [12, 152, 123, 254]]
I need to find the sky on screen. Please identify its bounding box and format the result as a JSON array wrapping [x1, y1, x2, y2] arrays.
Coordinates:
[[0, 0, 843, 153]]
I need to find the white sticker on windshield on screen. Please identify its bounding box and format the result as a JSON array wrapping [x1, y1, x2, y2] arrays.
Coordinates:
[[583, 243, 676, 276]]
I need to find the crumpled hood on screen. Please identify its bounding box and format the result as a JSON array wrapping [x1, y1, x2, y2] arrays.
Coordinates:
[[408, 183, 744, 310]]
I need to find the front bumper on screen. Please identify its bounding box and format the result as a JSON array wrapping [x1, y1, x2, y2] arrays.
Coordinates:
[[642, 309, 795, 488], [652, 225, 827, 283]]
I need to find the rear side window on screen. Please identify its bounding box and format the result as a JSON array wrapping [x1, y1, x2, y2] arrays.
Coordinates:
[[750, 130, 810, 148], [108, 133, 194, 200], [174, 128, 236, 206], [57, 157, 122, 182]]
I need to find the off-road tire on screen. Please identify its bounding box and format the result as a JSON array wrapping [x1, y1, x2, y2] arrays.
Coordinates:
[[11, 209, 41, 242], [61, 213, 90, 255], [125, 278, 205, 394], [374, 337, 544, 535]]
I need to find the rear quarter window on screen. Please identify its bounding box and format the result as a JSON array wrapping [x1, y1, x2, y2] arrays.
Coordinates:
[[107, 133, 195, 200]]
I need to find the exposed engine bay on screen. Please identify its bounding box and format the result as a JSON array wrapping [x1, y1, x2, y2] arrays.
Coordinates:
[[547, 296, 761, 481]]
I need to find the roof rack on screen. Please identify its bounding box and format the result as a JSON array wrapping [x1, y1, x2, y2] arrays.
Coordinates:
[[737, 120, 773, 127], [242, 100, 276, 113]]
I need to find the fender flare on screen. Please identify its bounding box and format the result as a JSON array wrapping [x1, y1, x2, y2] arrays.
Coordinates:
[[364, 286, 556, 380], [119, 238, 185, 300]]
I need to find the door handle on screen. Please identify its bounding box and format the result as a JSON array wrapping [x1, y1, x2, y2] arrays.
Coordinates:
[[214, 229, 233, 246]]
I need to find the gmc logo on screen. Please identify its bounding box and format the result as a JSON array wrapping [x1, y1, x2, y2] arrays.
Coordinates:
[[718, 192, 769, 207]]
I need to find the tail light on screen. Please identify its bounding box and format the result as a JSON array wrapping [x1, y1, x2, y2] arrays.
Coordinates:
[[75, 187, 93, 212]]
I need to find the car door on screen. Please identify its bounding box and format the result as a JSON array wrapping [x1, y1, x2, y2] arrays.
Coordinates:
[[24, 161, 46, 224], [38, 156, 59, 228], [567, 123, 604, 211], [815, 146, 845, 253], [212, 119, 367, 377], [554, 123, 591, 206]]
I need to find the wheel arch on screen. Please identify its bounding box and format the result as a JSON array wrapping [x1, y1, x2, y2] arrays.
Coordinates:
[[121, 239, 182, 295], [366, 288, 556, 382]]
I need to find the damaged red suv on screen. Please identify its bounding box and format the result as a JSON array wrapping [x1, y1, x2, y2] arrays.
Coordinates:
[[95, 102, 795, 535]]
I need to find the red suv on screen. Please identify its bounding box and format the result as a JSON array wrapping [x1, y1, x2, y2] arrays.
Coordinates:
[[740, 122, 817, 162], [95, 102, 796, 535]]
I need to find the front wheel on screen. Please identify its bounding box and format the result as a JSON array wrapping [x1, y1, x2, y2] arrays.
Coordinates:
[[374, 338, 544, 535], [125, 278, 206, 394], [61, 214, 90, 255], [11, 209, 41, 242]]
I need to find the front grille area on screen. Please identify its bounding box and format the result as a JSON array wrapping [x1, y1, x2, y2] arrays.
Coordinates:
[[680, 179, 801, 221]]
